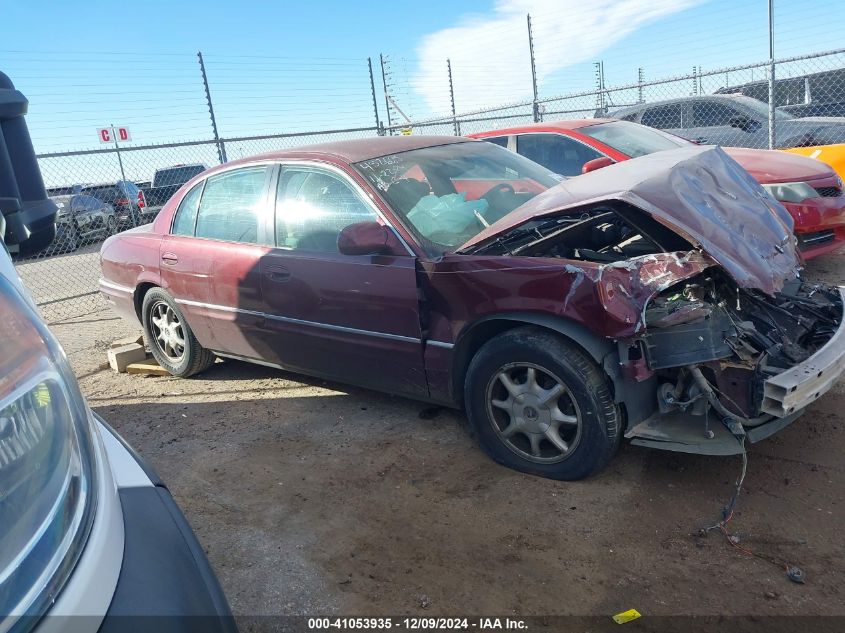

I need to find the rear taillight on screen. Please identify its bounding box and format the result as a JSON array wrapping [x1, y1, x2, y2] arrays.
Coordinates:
[[137, 190, 146, 209]]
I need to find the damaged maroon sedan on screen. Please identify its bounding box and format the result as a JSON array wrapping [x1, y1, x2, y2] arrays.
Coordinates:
[[99, 137, 845, 480]]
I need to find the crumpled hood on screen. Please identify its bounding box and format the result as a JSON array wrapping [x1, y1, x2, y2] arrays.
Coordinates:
[[459, 146, 800, 295]]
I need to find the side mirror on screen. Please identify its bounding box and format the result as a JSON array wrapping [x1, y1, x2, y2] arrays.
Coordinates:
[[338, 221, 391, 256], [729, 115, 753, 131], [582, 157, 615, 174]]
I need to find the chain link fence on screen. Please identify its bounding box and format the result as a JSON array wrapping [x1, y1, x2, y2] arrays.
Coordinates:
[[13, 46, 845, 324]]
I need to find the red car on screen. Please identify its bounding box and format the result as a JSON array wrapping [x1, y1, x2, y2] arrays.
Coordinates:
[[469, 119, 845, 259], [99, 136, 845, 480]]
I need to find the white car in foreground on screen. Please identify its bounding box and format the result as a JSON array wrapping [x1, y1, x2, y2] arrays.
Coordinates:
[[0, 245, 236, 633]]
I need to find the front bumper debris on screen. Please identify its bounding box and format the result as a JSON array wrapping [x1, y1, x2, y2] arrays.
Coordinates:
[[761, 287, 845, 417]]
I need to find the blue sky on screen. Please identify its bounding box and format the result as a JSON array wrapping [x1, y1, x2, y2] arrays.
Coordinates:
[[2, 0, 843, 185]]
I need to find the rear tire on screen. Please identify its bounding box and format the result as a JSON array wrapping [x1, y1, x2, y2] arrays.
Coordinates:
[[464, 327, 621, 480], [65, 223, 80, 252], [142, 288, 215, 377]]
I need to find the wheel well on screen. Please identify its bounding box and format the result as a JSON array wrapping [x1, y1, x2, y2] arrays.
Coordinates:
[[450, 316, 614, 407], [134, 282, 159, 320]]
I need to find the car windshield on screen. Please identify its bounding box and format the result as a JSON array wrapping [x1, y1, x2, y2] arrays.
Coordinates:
[[731, 95, 795, 121], [353, 141, 562, 256], [579, 121, 689, 157]]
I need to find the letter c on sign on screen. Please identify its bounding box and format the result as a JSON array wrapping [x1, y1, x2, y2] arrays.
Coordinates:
[[100, 128, 111, 142]]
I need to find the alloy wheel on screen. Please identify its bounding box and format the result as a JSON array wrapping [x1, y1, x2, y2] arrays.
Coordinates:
[[150, 301, 186, 362], [485, 362, 582, 464]]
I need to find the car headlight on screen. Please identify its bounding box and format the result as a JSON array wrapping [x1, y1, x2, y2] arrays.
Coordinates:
[[0, 274, 97, 632], [762, 182, 819, 203]]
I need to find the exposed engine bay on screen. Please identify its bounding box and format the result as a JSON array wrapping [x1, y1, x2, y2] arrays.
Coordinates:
[[644, 273, 841, 414], [466, 203, 692, 262], [625, 272, 845, 454]]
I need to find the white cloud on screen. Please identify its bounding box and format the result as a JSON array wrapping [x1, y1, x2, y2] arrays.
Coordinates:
[[411, 0, 701, 117]]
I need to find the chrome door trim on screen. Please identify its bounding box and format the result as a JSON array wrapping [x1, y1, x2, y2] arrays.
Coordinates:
[[174, 297, 421, 344]]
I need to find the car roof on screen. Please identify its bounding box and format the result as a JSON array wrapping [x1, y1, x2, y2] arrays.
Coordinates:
[[610, 94, 747, 116], [226, 135, 472, 166], [469, 119, 617, 136]]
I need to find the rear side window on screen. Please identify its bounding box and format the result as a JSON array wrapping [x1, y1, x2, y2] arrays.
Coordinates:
[[641, 104, 683, 129], [516, 134, 602, 176], [171, 182, 204, 236], [692, 103, 739, 127], [483, 136, 509, 148], [155, 166, 206, 187], [194, 167, 268, 244]]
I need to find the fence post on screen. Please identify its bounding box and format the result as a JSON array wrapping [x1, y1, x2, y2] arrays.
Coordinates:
[[379, 54, 394, 135], [594, 62, 605, 113], [447, 59, 460, 136], [197, 51, 227, 164], [110, 124, 127, 184], [767, 0, 776, 149], [367, 57, 382, 134], [637, 68, 644, 103], [527, 14, 540, 122]]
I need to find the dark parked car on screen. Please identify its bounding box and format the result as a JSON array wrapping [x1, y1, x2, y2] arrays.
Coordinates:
[[715, 68, 845, 118], [609, 94, 845, 149], [81, 180, 148, 228], [469, 119, 845, 259], [142, 164, 207, 211], [46, 194, 117, 253], [99, 136, 845, 480]]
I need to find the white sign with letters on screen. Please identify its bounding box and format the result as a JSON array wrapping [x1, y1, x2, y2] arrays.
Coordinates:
[[97, 126, 131, 143]]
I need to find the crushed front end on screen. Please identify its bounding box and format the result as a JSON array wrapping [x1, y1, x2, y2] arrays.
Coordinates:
[[624, 272, 845, 454]]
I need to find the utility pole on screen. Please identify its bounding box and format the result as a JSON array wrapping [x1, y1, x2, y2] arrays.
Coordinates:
[[447, 59, 460, 136], [379, 54, 394, 135], [367, 57, 382, 134], [692, 66, 698, 95], [527, 14, 540, 122], [198, 51, 227, 164], [767, 0, 776, 149]]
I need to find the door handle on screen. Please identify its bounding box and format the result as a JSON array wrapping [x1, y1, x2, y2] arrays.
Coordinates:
[[161, 252, 179, 265], [265, 265, 291, 282]]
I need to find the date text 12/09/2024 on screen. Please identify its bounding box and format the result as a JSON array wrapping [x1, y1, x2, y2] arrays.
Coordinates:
[[307, 618, 528, 630]]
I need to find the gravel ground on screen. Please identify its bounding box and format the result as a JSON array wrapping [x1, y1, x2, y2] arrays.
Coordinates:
[[46, 251, 845, 623]]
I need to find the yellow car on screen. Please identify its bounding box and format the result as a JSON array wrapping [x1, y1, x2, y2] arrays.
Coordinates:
[[784, 144, 845, 182]]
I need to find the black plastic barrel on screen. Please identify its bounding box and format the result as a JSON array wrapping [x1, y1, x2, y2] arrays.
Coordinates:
[[0, 71, 57, 255]]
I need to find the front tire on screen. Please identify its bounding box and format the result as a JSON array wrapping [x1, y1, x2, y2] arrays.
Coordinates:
[[465, 327, 621, 480], [142, 288, 215, 377]]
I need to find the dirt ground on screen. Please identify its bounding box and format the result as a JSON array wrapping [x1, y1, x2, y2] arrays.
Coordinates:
[[49, 251, 845, 622]]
